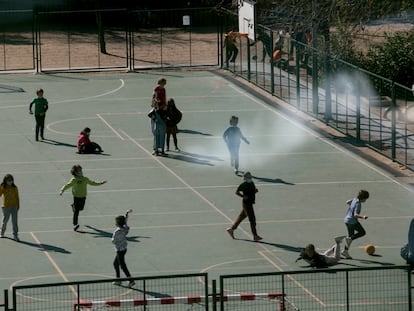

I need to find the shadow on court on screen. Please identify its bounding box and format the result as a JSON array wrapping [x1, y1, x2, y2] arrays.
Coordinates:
[[178, 129, 212, 136], [81, 225, 147, 243], [18, 239, 71, 254]]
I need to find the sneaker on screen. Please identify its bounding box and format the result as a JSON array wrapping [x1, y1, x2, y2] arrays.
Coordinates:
[[166, 148, 170, 152], [254, 235, 263, 241], [74, 224, 80, 231], [0, 232, 4, 238], [226, 228, 235, 239], [341, 250, 352, 259], [14, 235, 20, 242], [175, 148, 180, 152], [234, 169, 238, 174], [152, 150, 159, 156], [112, 281, 121, 286], [128, 280, 136, 288], [334, 235, 346, 243]]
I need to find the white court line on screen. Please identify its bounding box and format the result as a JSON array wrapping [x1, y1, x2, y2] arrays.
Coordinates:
[[29, 232, 78, 298], [229, 83, 414, 193], [96, 113, 125, 140], [18, 179, 393, 196], [119, 128, 235, 223], [0, 79, 125, 109]]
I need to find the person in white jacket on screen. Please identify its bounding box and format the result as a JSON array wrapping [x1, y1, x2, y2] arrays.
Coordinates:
[[112, 210, 135, 288]]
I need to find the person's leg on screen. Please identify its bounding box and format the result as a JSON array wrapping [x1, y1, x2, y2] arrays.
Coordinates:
[[231, 208, 247, 231], [166, 132, 171, 150], [72, 197, 86, 230], [39, 115, 45, 139], [172, 133, 178, 150], [244, 203, 259, 239], [35, 116, 41, 141], [10, 206, 18, 239], [113, 253, 121, 278], [350, 222, 366, 240], [118, 250, 131, 277], [1, 207, 11, 236]]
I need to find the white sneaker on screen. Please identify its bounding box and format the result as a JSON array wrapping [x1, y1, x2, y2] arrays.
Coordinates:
[[128, 280, 136, 288], [112, 280, 121, 286], [341, 250, 352, 259]]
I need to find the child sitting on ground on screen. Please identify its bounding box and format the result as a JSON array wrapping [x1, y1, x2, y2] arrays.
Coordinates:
[[77, 127, 103, 154]]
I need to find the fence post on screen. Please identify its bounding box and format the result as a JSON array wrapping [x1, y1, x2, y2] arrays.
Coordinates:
[[3, 289, 8, 311], [408, 266, 412, 311], [391, 82, 397, 159], [212, 279, 217, 311]]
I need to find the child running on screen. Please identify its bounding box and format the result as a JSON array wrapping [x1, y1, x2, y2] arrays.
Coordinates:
[[342, 189, 370, 259], [59, 165, 107, 231], [112, 209, 135, 288], [223, 116, 250, 174]]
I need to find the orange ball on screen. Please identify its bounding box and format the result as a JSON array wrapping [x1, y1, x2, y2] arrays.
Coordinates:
[[364, 244, 375, 255]]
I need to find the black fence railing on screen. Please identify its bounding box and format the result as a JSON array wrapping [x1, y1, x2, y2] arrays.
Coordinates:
[[2, 266, 411, 310], [223, 21, 414, 171]]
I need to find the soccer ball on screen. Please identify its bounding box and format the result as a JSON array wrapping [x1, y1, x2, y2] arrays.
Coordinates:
[[364, 244, 375, 255]]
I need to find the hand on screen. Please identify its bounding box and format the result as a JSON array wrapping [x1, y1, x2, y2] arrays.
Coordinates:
[[29, 111, 33, 115], [101, 180, 107, 184], [59, 191, 63, 196], [125, 209, 133, 217], [364, 215, 368, 219]]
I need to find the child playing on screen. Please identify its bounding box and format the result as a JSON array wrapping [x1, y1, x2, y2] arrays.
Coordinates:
[[227, 171, 262, 241], [29, 88, 49, 141], [223, 116, 250, 174], [342, 189, 370, 259], [112, 209, 135, 288], [59, 165, 107, 231], [295, 236, 346, 268], [0, 174, 20, 241], [77, 127, 103, 154], [165, 98, 182, 152]]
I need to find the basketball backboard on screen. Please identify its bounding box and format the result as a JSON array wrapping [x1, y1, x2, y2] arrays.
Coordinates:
[[238, 0, 256, 41]]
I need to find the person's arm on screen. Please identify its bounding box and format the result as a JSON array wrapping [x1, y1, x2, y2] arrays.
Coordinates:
[[353, 203, 368, 219], [59, 178, 74, 195], [86, 177, 107, 186], [29, 100, 34, 114]]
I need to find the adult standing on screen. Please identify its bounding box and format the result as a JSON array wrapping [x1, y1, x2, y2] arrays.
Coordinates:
[[226, 172, 262, 241], [29, 88, 49, 141]]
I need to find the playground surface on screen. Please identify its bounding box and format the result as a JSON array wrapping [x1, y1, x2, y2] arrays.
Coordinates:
[[0, 69, 413, 307]]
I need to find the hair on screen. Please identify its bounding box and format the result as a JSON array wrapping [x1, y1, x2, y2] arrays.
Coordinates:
[[115, 215, 126, 227], [230, 115, 238, 125], [157, 77, 166, 85], [1, 174, 15, 187], [357, 189, 370, 201], [81, 127, 91, 135], [168, 98, 176, 108], [70, 165, 82, 176], [243, 171, 252, 178], [36, 88, 44, 95]]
